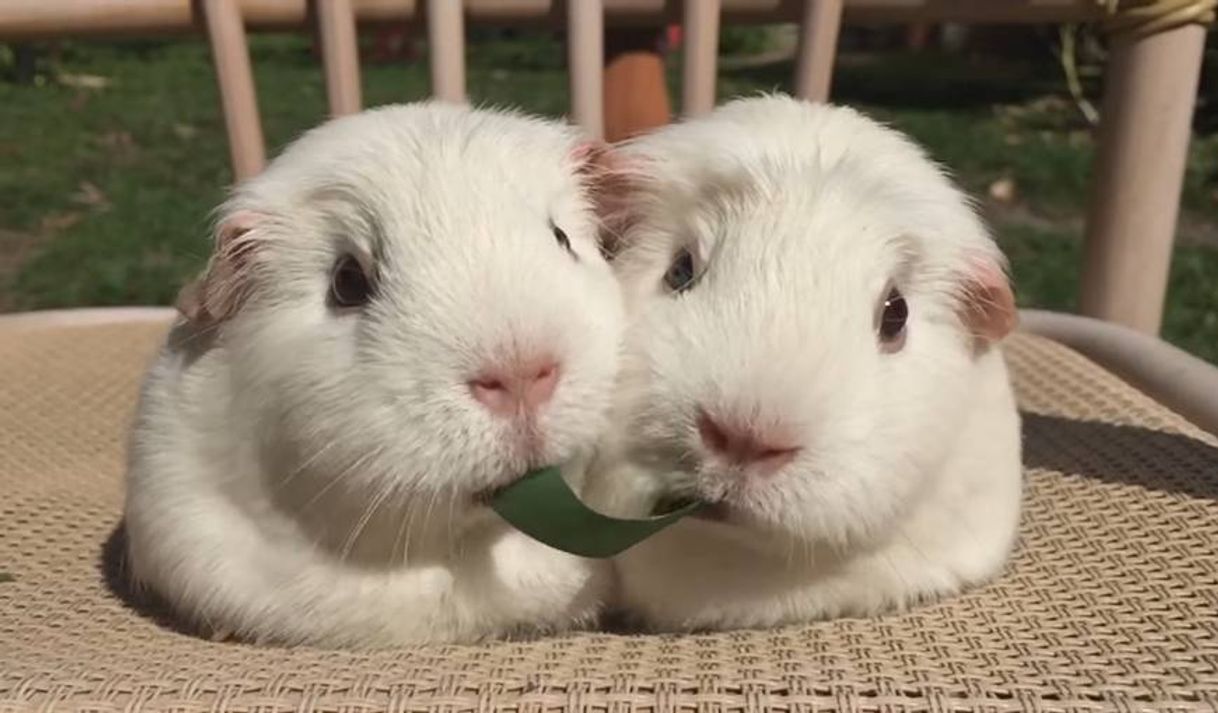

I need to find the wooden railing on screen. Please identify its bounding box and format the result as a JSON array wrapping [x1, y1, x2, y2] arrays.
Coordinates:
[[0, 0, 1211, 337]]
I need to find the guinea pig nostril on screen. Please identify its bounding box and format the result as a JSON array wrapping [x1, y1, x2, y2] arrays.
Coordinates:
[[469, 378, 515, 416], [697, 409, 801, 473], [758, 446, 801, 467], [471, 376, 507, 392], [468, 357, 561, 416]]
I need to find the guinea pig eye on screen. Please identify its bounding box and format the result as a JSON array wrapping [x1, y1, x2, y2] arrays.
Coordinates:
[[664, 248, 696, 293], [329, 255, 372, 308], [878, 286, 908, 352], [552, 224, 577, 259]]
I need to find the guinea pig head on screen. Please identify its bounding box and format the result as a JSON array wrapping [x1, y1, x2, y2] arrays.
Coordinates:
[[176, 103, 626, 539], [611, 100, 1016, 551]]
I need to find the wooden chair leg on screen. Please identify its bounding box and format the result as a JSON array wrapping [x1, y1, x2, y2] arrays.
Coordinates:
[[681, 0, 720, 118], [603, 26, 672, 143], [316, 0, 362, 117], [568, 0, 605, 140], [1078, 25, 1207, 334], [201, 0, 266, 181], [426, 0, 465, 103], [794, 0, 844, 102]]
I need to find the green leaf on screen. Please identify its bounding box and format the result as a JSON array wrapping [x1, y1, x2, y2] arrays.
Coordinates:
[[491, 467, 703, 559]]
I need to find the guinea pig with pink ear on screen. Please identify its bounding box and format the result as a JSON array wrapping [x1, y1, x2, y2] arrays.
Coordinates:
[[585, 94, 1023, 633], [122, 101, 627, 648]]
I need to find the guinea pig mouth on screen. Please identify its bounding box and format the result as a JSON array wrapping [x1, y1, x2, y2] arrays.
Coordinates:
[[684, 487, 765, 526], [470, 468, 535, 507], [689, 500, 734, 522], [469, 440, 551, 506], [472, 482, 513, 507]]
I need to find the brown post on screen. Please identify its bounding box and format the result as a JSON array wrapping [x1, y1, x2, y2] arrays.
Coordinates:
[[905, 23, 933, 50], [602, 26, 672, 143], [1079, 24, 1208, 334]]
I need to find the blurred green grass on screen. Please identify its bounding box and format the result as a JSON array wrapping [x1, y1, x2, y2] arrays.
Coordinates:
[[1, 31, 1215, 362]]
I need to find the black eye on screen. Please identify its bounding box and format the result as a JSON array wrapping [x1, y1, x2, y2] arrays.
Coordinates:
[[552, 224, 576, 258], [878, 286, 908, 351], [329, 255, 372, 308], [664, 248, 696, 293]]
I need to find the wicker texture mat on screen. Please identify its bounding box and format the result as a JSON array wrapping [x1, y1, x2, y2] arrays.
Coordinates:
[[1, 319, 1216, 713]]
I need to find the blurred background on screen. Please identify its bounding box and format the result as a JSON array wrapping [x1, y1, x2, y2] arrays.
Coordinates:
[[1, 23, 1215, 360]]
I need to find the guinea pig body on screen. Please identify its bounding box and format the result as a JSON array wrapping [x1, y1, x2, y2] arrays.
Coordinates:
[[588, 95, 1023, 632], [123, 102, 625, 648]]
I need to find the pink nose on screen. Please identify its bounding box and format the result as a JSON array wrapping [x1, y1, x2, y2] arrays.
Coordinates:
[[469, 359, 560, 417], [697, 410, 801, 475]]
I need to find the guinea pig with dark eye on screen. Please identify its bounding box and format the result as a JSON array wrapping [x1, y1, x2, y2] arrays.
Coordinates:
[[583, 94, 1023, 633], [122, 102, 626, 648]]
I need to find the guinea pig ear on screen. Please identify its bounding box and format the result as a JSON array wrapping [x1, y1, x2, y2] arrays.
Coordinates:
[[570, 141, 639, 259], [958, 252, 1018, 347], [175, 210, 264, 326]]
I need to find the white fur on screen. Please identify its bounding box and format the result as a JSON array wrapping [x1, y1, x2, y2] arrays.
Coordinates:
[[586, 95, 1023, 632], [123, 101, 625, 648]]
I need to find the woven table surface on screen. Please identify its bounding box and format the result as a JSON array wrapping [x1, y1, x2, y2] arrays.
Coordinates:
[[1, 318, 1216, 713]]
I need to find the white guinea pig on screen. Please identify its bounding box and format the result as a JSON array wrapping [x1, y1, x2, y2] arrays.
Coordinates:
[[123, 101, 626, 648], [587, 94, 1023, 633]]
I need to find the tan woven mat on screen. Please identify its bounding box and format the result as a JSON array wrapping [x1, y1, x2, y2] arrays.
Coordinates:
[[2, 318, 1217, 713]]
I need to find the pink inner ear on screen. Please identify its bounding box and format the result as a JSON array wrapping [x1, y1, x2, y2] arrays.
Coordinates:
[[175, 210, 264, 325], [217, 210, 261, 246], [570, 140, 604, 165], [961, 254, 1018, 343], [570, 142, 639, 257], [570, 140, 621, 179]]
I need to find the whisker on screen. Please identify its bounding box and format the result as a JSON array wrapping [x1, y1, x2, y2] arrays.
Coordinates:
[[445, 487, 460, 560], [294, 447, 380, 514], [393, 492, 414, 566], [271, 438, 338, 494], [417, 484, 443, 559], [339, 479, 394, 565]]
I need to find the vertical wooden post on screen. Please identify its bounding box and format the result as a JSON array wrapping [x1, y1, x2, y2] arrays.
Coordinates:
[[202, 0, 266, 181], [681, 0, 720, 117], [568, 0, 605, 139], [317, 0, 362, 117], [793, 0, 844, 102], [1079, 25, 1207, 334], [427, 0, 465, 102]]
